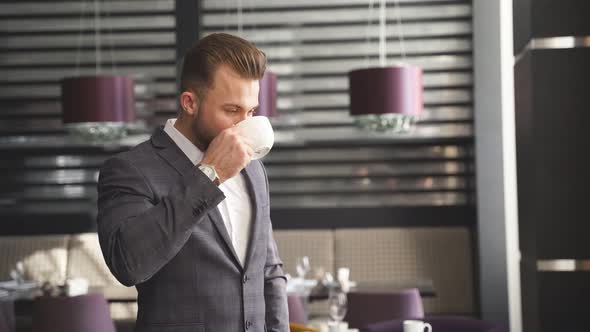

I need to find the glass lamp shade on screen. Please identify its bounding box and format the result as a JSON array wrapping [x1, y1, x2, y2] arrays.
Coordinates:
[[61, 75, 135, 141], [349, 65, 423, 133], [258, 70, 278, 118]]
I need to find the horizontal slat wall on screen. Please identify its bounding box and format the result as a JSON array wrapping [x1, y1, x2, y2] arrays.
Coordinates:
[[0, 0, 177, 135], [0, 139, 474, 232], [199, 0, 475, 210], [201, 0, 473, 128], [0, 146, 472, 204], [0, 0, 475, 233]]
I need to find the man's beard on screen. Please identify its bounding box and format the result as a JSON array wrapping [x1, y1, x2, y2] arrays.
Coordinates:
[[191, 113, 214, 151]]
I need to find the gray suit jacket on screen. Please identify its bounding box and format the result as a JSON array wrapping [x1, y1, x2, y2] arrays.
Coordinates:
[[97, 128, 288, 332]]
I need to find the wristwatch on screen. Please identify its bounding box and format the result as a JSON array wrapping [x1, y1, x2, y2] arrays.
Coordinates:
[[197, 163, 220, 186]]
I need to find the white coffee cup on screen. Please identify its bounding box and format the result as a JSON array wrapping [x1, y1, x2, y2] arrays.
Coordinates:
[[328, 321, 348, 332], [235, 116, 274, 160], [337, 267, 351, 292], [403, 320, 432, 332]]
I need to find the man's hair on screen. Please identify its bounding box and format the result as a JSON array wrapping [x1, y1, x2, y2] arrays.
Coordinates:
[[180, 33, 267, 101]]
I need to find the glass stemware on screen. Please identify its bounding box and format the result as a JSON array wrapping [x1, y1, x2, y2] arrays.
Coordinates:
[[328, 288, 348, 324], [295, 256, 311, 279]]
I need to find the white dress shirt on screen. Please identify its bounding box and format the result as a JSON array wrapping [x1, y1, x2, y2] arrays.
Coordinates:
[[163, 119, 252, 266]]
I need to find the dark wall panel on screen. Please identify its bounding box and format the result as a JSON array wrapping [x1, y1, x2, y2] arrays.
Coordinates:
[[514, 0, 590, 53], [531, 0, 590, 38], [519, 261, 539, 332], [513, 0, 532, 54], [514, 52, 536, 260], [516, 48, 590, 259], [530, 49, 590, 258], [514, 0, 590, 330], [538, 272, 590, 331]]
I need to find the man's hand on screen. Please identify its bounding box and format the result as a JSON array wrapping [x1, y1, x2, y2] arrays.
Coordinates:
[[201, 127, 254, 184]]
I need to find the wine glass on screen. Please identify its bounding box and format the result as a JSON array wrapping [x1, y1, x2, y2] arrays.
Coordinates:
[[328, 289, 347, 324], [295, 256, 311, 279]]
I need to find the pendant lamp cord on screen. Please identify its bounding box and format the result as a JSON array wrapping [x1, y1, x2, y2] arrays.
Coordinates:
[[74, 0, 88, 76], [237, 0, 243, 35], [365, 0, 375, 68], [74, 0, 116, 76], [393, 0, 407, 62], [105, 0, 118, 73], [94, 0, 101, 75], [368, 0, 407, 67]]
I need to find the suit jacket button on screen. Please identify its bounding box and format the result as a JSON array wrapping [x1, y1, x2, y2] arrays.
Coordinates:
[[243, 274, 249, 284], [245, 320, 252, 329]]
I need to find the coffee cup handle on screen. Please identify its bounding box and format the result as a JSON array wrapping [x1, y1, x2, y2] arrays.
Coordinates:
[[424, 322, 432, 332]]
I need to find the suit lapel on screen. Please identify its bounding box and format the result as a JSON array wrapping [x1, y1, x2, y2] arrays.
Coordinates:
[[151, 127, 243, 270], [152, 127, 195, 177], [207, 207, 243, 270], [242, 163, 264, 269]]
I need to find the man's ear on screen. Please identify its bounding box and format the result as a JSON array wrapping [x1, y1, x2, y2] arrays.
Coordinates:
[[180, 91, 198, 115]]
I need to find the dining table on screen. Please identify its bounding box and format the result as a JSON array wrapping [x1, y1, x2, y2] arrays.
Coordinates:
[[303, 278, 437, 302]]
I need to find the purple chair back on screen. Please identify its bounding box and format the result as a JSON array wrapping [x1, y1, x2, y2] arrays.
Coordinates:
[[288, 293, 308, 325], [361, 316, 508, 332], [345, 288, 424, 329], [0, 291, 15, 332], [32, 293, 116, 332]]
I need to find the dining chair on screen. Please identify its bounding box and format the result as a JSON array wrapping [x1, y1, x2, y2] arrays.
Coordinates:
[[289, 322, 320, 332], [288, 293, 308, 325], [0, 290, 15, 332], [32, 293, 115, 332], [345, 288, 424, 329], [361, 316, 507, 332]]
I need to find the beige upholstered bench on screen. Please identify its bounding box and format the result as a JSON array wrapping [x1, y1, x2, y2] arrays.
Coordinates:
[[274, 227, 475, 316], [0, 233, 137, 325], [0, 227, 474, 330]]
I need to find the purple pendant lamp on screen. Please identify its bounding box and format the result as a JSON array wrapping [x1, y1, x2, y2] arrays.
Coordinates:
[[61, 1, 136, 141], [258, 70, 278, 118], [61, 75, 135, 141], [349, 0, 423, 133], [349, 66, 423, 116], [62, 75, 135, 123], [349, 65, 423, 132]]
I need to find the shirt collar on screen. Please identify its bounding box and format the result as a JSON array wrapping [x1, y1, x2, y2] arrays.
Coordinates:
[[163, 118, 204, 165]]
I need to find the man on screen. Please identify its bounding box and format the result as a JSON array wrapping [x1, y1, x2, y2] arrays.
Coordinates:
[[97, 33, 288, 332]]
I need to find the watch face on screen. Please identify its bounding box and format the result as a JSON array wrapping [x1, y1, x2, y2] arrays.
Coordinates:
[[200, 165, 216, 180]]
